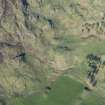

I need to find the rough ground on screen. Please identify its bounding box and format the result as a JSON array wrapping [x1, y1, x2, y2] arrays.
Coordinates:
[[0, 0, 105, 105]]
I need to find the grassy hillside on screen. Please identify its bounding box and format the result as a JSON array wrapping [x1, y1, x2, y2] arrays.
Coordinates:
[[0, 0, 105, 105], [8, 76, 84, 105]]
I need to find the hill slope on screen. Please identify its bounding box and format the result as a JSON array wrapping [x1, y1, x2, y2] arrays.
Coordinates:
[[1, 0, 105, 105]]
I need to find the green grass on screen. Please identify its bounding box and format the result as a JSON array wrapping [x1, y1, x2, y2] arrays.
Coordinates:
[[44, 76, 84, 105], [81, 40, 105, 55], [81, 93, 105, 105], [8, 76, 84, 105]]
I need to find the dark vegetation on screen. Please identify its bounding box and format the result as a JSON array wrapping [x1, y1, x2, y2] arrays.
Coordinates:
[[86, 54, 105, 87], [81, 13, 105, 40], [0, 99, 6, 105], [45, 86, 52, 93], [84, 86, 91, 91], [0, 52, 4, 63], [45, 86, 52, 90], [21, 0, 29, 9], [15, 52, 26, 62], [57, 45, 72, 51], [21, 0, 29, 17], [47, 19, 55, 28]]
